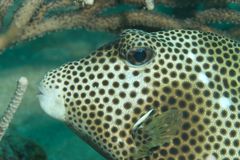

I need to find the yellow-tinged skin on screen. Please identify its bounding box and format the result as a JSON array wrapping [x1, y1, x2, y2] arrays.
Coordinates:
[[38, 29, 240, 160]]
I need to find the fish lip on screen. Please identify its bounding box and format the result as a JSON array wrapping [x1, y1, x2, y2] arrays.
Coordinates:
[[37, 83, 45, 96], [37, 90, 43, 96]]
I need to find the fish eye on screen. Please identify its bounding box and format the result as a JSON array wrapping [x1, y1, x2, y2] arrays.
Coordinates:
[[126, 47, 155, 66]]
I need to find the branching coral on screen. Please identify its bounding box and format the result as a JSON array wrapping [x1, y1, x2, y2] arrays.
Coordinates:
[[0, 77, 28, 141], [0, 0, 240, 53], [0, 0, 12, 32]]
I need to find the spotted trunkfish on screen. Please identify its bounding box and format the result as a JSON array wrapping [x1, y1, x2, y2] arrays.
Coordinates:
[[38, 29, 240, 160]]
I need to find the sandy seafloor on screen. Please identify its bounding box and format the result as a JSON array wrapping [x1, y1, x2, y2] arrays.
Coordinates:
[[0, 29, 116, 160]]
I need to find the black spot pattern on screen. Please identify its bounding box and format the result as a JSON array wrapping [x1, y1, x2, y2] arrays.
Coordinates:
[[41, 29, 240, 160]]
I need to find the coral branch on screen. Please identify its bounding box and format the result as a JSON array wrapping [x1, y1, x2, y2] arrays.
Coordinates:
[[0, 0, 42, 52], [99, 12, 221, 34], [21, 14, 88, 40], [20, 11, 222, 42], [80, 0, 115, 16], [118, 0, 198, 7], [196, 9, 240, 24], [145, 0, 155, 10], [0, 77, 28, 141], [0, 0, 13, 28], [13, 0, 42, 28], [74, 0, 95, 6]]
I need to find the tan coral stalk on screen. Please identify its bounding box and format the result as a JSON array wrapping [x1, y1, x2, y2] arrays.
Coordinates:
[[0, 0, 42, 52], [196, 9, 240, 24], [0, 77, 28, 141], [0, 25, 20, 50], [145, 0, 154, 10], [0, 0, 13, 27]]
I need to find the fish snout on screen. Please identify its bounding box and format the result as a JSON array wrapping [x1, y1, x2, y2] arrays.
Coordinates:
[[38, 82, 66, 121]]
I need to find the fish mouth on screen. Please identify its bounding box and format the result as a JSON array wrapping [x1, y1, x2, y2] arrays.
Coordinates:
[[37, 82, 46, 97], [37, 87, 44, 97], [37, 90, 43, 96]]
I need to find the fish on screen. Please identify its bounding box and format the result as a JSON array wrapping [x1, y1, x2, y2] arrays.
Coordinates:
[[38, 29, 240, 160]]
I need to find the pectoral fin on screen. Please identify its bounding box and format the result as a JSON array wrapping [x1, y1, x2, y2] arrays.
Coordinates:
[[132, 109, 182, 159]]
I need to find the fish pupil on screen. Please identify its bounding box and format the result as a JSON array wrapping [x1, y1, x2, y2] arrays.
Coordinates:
[[133, 48, 147, 62], [126, 47, 154, 66]]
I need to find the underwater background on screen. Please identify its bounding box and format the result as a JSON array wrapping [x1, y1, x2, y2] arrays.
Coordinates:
[[0, 1, 240, 160]]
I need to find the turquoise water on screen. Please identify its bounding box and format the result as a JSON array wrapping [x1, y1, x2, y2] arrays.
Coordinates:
[[0, 29, 115, 160]]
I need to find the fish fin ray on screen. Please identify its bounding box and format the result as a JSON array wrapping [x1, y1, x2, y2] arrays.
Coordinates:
[[132, 109, 182, 159]]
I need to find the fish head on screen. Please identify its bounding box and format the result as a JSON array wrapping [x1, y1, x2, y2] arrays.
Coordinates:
[[37, 29, 162, 121], [38, 29, 240, 160], [38, 29, 163, 158]]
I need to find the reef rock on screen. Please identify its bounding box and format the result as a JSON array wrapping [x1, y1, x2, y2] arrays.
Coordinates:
[[0, 135, 47, 160]]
